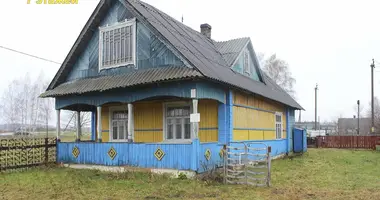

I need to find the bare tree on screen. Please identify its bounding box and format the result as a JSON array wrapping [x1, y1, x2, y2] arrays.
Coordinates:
[[259, 54, 296, 98], [1, 72, 54, 134]]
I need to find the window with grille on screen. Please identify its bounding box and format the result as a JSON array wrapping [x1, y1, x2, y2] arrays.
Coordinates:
[[165, 105, 191, 141], [275, 112, 283, 139], [243, 50, 250, 75], [111, 110, 128, 141], [99, 18, 136, 70]]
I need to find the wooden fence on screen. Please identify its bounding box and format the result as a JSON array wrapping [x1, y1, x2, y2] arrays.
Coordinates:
[[315, 136, 380, 149], [0, 137, 56, 171]]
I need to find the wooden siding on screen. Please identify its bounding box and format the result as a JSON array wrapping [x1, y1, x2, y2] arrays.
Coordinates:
[[199, 100, 218, 142], [232, 91, 286, 141], [66, 0, 185, 82], [100, 100, 219, 143], [134, 101, 163, 143]]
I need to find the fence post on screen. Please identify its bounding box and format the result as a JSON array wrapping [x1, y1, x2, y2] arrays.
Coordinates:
[[266, 146, 271, 187], [44, 138, 48, 165]]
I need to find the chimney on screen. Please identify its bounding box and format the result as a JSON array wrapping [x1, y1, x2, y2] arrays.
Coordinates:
[[200, 23, 211, 39]]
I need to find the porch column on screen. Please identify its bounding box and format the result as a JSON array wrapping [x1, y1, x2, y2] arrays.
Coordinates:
[[128, 103, 134, 142], [97, 106, 102, 142], [192, 99, 199, 138], [190, 89, 200, 171], [56, 109, 60, 141], [76, 111, 81, 142]]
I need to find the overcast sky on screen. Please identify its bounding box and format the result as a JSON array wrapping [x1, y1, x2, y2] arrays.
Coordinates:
[[1, 0, 380, 123]]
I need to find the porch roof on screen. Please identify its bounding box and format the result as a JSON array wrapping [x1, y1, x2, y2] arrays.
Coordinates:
[[40, 66, 202, 97]]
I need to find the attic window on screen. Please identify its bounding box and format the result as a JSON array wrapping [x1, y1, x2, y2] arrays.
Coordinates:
[[99, 18, 136, 70], [243, 50, 250, 75]]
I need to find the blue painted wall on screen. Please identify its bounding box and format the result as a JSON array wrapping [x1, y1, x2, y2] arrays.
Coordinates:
[[288, 108, 295, 152], [66, 0, 185, 82], [198, 142, 224, 173], [55, 81, 226, 110], [231, 45, 261, 81], [58, 142, 193, 170]]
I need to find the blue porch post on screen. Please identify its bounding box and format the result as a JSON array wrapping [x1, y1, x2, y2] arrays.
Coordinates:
[[218, 89, 233, 145], [91, 111, 96, 141], [286, 108, 290, 153], [226, 90, 233, 144]]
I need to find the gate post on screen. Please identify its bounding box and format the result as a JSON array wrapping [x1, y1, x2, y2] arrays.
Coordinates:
[[44, 138, 49, 165], [266, 146, 271, 187]]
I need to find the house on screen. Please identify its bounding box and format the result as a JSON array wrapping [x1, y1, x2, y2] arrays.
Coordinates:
[[338, 118, 371, 135], [41, 0, 303, 172]]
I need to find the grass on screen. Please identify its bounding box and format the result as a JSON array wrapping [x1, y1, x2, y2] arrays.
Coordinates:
[[1, 149, 380, 200]]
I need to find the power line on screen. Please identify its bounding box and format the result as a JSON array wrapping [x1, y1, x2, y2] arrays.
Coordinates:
[[0, 45, 61, 65]]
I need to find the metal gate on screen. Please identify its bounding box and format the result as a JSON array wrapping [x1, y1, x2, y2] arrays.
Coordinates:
[[223, 142, 271, 186]]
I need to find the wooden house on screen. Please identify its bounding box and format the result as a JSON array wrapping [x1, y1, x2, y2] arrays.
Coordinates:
[[41, 0, 303, 172]]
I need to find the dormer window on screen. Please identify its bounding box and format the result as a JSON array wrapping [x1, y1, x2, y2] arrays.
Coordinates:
[[99, 18, 136, 70], [243, 50, 250, 75]]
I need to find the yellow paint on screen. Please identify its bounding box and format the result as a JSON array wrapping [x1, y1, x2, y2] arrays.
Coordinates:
[[134, 131, 162, 143], [232, 90, 288, 141], [134, 101, 163, 143], [102, 132, 109, 142], [198, 100, 218, 142]]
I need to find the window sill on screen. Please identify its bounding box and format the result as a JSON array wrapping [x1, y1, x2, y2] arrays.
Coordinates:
[[161, 139, 192, 144]]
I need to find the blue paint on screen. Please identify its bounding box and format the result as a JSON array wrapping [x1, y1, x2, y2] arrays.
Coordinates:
[[286, 108, 290, 153], [190, 139, 199, 171], [91, 111, 96, 141], [66, 1, 186, 82], [288, 108, 295, 152], [198, 142, 224, 173], [231, 44, 261, 82], [55, 81, 226, 109], [230, 139, 287, 158], [218, 101, 227, 144], [58, 142, 193, 170], [233, 104, 276, 114], [226, 90, 233, 144], [293, 128, 306, 153]]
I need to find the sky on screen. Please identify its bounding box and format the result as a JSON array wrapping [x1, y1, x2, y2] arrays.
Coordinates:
[[0, 0, 380, 123]]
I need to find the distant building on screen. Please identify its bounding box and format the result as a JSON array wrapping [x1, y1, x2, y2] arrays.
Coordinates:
[[338, 118, 371, 135], [295, 121, 320, 130]]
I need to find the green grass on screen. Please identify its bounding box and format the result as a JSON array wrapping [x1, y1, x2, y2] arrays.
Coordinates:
[[1, 149, 380, 200]]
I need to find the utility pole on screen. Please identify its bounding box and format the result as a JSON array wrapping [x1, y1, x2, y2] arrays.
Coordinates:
[[315, 84, 318, 130], [371, 59, 375, 133], [357, 100, 360, 135]]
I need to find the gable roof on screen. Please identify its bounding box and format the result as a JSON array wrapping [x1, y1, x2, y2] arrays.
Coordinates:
[[44, 0, 302, 110]]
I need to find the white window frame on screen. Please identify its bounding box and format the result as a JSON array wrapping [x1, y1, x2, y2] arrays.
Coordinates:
[[99, 18, 136, 71], [109, 106, 129, 142], [275, 112, 283, 139], [163, 102, 192, 143]]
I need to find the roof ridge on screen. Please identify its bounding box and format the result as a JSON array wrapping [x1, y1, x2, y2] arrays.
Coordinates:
[[215, 37, 250, 44]]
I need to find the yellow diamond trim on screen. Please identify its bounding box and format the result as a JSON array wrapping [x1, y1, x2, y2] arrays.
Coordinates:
[[108, 146, 117, 160], [205, 149, 211, 161], [219, 148, 224, 158], [72, 146, 80, 158], [154, 147, 165, 161]]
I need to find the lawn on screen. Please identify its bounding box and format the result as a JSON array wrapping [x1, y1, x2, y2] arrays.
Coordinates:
[[1, 149, 380, 200]]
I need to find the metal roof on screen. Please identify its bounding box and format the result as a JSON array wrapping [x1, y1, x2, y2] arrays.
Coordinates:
[[44, 0, 303, 109], [41, 66, 201, 97]]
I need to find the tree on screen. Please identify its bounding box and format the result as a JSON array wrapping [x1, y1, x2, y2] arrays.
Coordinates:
[[259, 54, 296, 98], [0, 72, 54, 134]]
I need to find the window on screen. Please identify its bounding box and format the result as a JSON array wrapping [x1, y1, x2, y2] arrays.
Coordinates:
[[99, 18, 136, 70], [275, 112, 283, 139], [243, 50, 250, 74], [111, 110, 128, 141], [165, 104, 191, 141]]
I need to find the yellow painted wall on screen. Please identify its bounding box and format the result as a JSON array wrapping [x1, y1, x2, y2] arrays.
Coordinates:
[[100, 100, 219, 143], [198, 100, 218, 142], [134, 101, 163, 143], [232, 91, 287, 141]]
